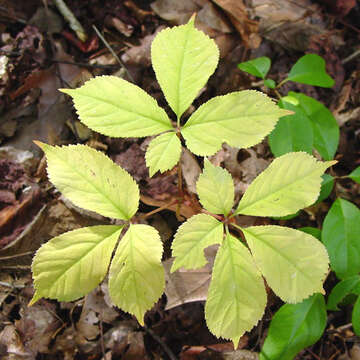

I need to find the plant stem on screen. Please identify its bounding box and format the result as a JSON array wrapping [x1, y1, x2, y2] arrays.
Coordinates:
[[176, 160, 184, 220], [139, 200, 177, 220], [274, 88, 282, 100], [228, 222, 244, 233], [276, 79, 287, 89]]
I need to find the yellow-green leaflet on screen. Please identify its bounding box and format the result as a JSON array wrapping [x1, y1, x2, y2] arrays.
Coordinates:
[[151, 16, 219, 118], [235, 152, 336, 217], [37, 142, 139, 220], [30, 225, 123, 305], [196, 159, 234, 215], [108, 224, 165, 325], [205, 233, 267, 348], [61, 76, 172, 137], [182, 90, 290, 156], [171, 214, 223, 272], [145, 132, 181, 177], [243, 226, 329, 303]]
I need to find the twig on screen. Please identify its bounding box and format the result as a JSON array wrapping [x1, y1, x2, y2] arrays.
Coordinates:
[[53, 0, 87, 42], [176, 162, 184, 221], [342, 48, 360, 65], [92, 25, 134, 83], [0, 6, 27, 24], [274, 89, 282, 100], [139, 200, 178, 220], [0, 265, 30, 270], [0, 281, 25, 289], [52, 59, 118, 70], [143, 327, 177, 360], [305, 348, 321, 360], [0, 251, 33, 260]]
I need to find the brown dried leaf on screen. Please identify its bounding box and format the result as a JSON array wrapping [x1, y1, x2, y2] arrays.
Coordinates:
[[15, 304, 60, 354], [164, 245, 218, 310], [212, 0, 260, 48]]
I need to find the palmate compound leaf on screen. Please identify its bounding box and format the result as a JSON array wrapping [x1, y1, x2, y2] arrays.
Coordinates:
[[61, 76, 173, 137], [36, 142, 139, 220], [171, 214, 223, 272], [145, 131, 181, 177], [205, 233, 267, 347], [108, 224, 165, 325], [30, 225, 123, 305], [242, 226, 329, 303], [151, 15, 219, 119], [196, 159, 234, 215], [181, 90, 291, 156], [235, 152, 336, 217]]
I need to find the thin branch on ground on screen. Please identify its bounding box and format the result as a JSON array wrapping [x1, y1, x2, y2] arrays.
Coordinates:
[[92, 25, 134, 83]]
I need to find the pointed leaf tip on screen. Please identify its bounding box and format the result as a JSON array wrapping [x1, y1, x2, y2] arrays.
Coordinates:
[[151, 19, 219, 118], [205, 234, 266, 343], [33, 140, 45, 149], [28, 291, 42, 306], [188, 13, 196, 24], [109, 224, 165, 323]]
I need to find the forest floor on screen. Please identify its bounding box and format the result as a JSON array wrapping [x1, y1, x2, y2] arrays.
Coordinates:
[[0, 0, 359, 359]]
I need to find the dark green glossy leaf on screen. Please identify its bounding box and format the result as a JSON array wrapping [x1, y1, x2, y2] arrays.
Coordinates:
[[349, 166, 360, 184], [289, 92, 339, 160], [260, 294, 326, 360], [299, 227, 321, 241], [327, 275, 360, 310], [268, 97, 313, 157], [264, 79, 276, 89], [322, 198, 360, 279], [316, 174, 334, 203], [237, 56, 271, 79], [285, 54, 334, 88], [352, 296, 360, 335]]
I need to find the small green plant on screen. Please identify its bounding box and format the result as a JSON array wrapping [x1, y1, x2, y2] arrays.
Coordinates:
[[238, 54, 339, 161], [238, 56, 360, 357], [31, 17, 336, 348]]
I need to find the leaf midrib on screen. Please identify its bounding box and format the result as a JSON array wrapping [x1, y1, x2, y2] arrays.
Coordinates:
[[46, 227, 121, 293], [245, 228, 313, 283], [236, 165, 322, 215], [75, 93, 170, 128], [52, 147, 129, 219]]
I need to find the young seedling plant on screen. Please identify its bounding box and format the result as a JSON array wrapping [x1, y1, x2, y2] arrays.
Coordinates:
[[31, 16, 335, 348]]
